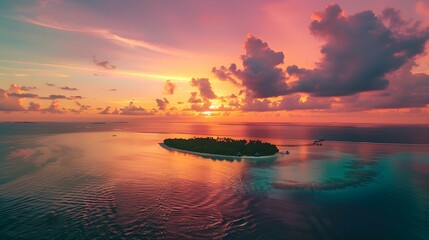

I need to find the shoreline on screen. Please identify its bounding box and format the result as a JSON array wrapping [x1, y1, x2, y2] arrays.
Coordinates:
[[159, 143, 281, 160]]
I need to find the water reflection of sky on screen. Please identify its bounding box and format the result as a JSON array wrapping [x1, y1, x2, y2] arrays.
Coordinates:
[[0, 128, 428, 239]]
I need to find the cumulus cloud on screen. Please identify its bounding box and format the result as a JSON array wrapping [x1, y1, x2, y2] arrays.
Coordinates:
[[164, 80, 177, 95], [213, 35, 289, 98], [277, 95, 332, 111], [187, 98, 212, 112], [27, 102, 41, 111], [93, 55, 116, 70], [75, 101, 91, 111], [239, 94, 332, 112], [156, 97, 169, 110], [287, 4, 429, 96], [190, 78, 217, 99], [212, 64, 240, 85], [0, 85, 26, 111], [239, 35, 289, 98], [99, 106, 111, 114], [339, 59, 429, 110], [120, 101, 153, 115], [241, 95, 276, 112], [42, 100, 65, 114], [187, 92, 202, 103]]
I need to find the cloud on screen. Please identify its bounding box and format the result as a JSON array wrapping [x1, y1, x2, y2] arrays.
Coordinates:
[[99, 106, 111, 114], [42, 100, 65, 114], [27, 102, 41, 111], [60, 86, 79, 91], [46, 82, 55, 87], [120, 101, 153, 115], [187, 92, 202, 103], [39, 94, 67, 100], [190, 78, 217, 99], [19, 86, 37, 91], [277, 95, 332, 111], [0, 85, 26, 111], [338, 59, 429, 110], [239, 35, 289, 98], [8, 93, 39, 98], [188, 98, 212, 112], [93, 55, 116, 70], [75, 101, 91, 111], [212, 64, 240, 85], [213, 34, 289, 98], [164, 80, 177, 95], [241, 95, 276, 112], [239, 93, 332, 112], [287, 4, 429, 96], [156, 97, 169, 110], [108, 88, 117, 91], [68, 96, 83, 100]]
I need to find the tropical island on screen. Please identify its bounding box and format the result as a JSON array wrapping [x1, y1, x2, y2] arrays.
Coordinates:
[[162, 137, 279, 157]]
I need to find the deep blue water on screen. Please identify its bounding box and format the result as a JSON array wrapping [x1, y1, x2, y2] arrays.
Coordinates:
[[0, 122, 428, 239]]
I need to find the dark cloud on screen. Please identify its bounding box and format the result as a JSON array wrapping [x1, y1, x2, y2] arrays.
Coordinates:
[[287, 4, 429, 97], [239, 35, 289, 98], [60, 86, 79, 91], [339, 59, 429, 110], [164, 80, 177, 95], [213, 35, 289, 98], [108, 88, 117, 91], [190, 78, 217, 99], [46, 83, 55, 87], [156, 97, 169, 110], [93, 55, 116, 70]]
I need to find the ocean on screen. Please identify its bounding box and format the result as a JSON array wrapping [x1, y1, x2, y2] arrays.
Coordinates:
[[0, 122, 428, 239]]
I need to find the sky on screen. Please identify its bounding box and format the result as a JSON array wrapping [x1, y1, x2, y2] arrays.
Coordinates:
[[1, 0, 429, 123]]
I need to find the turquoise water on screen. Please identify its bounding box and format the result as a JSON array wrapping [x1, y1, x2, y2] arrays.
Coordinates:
[[0, 122, 428, 239]]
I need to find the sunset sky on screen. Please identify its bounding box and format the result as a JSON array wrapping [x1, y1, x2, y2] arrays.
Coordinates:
[[1, 0, 429, 123]]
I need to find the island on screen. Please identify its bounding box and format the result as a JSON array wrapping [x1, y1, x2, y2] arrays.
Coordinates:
[[162, 137, 279, 157]]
